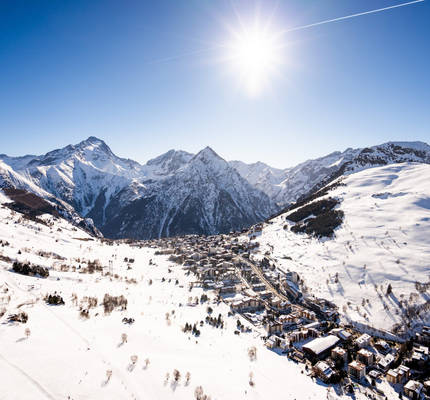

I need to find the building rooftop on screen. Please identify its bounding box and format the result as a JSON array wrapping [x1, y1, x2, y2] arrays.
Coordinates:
[[303, 335, 339, 356]]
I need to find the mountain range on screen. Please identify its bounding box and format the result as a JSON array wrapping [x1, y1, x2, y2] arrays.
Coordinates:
[[1, 137, 429, 239]]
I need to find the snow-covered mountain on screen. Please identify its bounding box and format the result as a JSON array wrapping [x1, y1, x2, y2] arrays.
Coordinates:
[[252, 162, 430, 332], [229, 160, 288, 200], [0, 160, 101, 236], [2, 138, 429, 240], [102, 147, 274, 239], [230, 141, 430, 207], [0, 138, 274, 239]]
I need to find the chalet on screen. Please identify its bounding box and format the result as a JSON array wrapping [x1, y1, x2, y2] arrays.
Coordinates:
[[278, 313, 299, 328], [386, 369, 399, 384], [270, 299, 291, 314], [202, 280, 215, 289], [302, 335, 339, 360], [289, 328, 319, 344], [415, 325, 430, 346], [265, 337, 276, 349], [348, 360, 366, 380], [218, 285, 236, 295], [290, 349, 305, 362], [357, 348, 374, 366], [411, 345, 429, 367], [330, 328, 352, 341], [313, 361, 335, 383], [368, 370, 381, 381], [331, 346, 348, 363], [378, 353, 395, 372], [265, 321, 283, 335], [259, 290, 273, 300], [355, 333, 371, 348], [230, 297, 263, 313], [374, 340, 391, 354], [197, 266, 209, 276], [404, 380, 423, 400], [252, 283, 266, 292], [299, 309, 316, 321], [304, 321, 321, 330], [386, 365, 410, 385]]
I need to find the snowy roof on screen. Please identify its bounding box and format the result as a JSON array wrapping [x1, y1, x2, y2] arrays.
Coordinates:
[[314, 361, 334, 378], [349, 360, 366, 371], [356, 333, 371, 345], [404, 380, 423, 393], [304, 322, 320, 329], [303, 335, 339, 356], [332, 346, 346, 355], [357, 348, 373, 357]]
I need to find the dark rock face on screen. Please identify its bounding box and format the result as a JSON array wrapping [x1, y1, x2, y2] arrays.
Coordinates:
[[100, 148, 274, 239]]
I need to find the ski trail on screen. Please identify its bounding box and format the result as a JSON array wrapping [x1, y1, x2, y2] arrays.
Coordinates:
[[4, 272, 143, 400], [0, 353, 57, 400]]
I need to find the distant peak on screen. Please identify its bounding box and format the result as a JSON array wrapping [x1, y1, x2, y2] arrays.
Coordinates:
[[74, 136, 113, 154], [195, 146, 220, 159], [382, 141, 430, 151], [80, 136, 105, 146], [189, 146, 228, 169], [147, 149, 193, 166]]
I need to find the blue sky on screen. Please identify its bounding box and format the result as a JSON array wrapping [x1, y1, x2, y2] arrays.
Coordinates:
[[0, 0, 429, 168]]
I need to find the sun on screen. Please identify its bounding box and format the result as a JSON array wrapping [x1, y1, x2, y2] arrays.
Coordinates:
[[225, 21, 284, 96]]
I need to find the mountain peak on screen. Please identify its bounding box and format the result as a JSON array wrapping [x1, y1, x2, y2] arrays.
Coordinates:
[[193, 146, 223, 162], [145, 149, 193, 176], [85, 136, 103, 143], [76, 136, 110, 151]]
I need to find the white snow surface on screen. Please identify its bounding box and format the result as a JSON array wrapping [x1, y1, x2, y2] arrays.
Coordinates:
[[0, 189, 400, 399], [255, 162, 430, 332]]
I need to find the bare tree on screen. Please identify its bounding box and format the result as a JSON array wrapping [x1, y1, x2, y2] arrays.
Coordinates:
[[130, 355, 138, 365], [106, 369, 113, 382], [24, 327, 31, 339], [173, 369, 181, 382], [248, 346, 257, 361], [194, 386, 204, 400], [249, 371, 255, 387], [185, 371, 191, 385]]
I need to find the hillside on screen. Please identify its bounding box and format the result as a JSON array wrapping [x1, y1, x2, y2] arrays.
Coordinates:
[[253, 162, 430, 333], [0, 189, 349, 400]]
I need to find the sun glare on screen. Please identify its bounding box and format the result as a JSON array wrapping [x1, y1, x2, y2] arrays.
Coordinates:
[[226, 22, 284, 96]]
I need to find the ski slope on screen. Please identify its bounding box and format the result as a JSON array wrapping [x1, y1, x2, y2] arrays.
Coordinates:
[[256, 163, 430, 333], [0, 190, 391, 400]]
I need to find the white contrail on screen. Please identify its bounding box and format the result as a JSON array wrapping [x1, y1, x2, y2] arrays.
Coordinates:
[[280, 0, 425, 34], [143, 0, 425, 65]]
